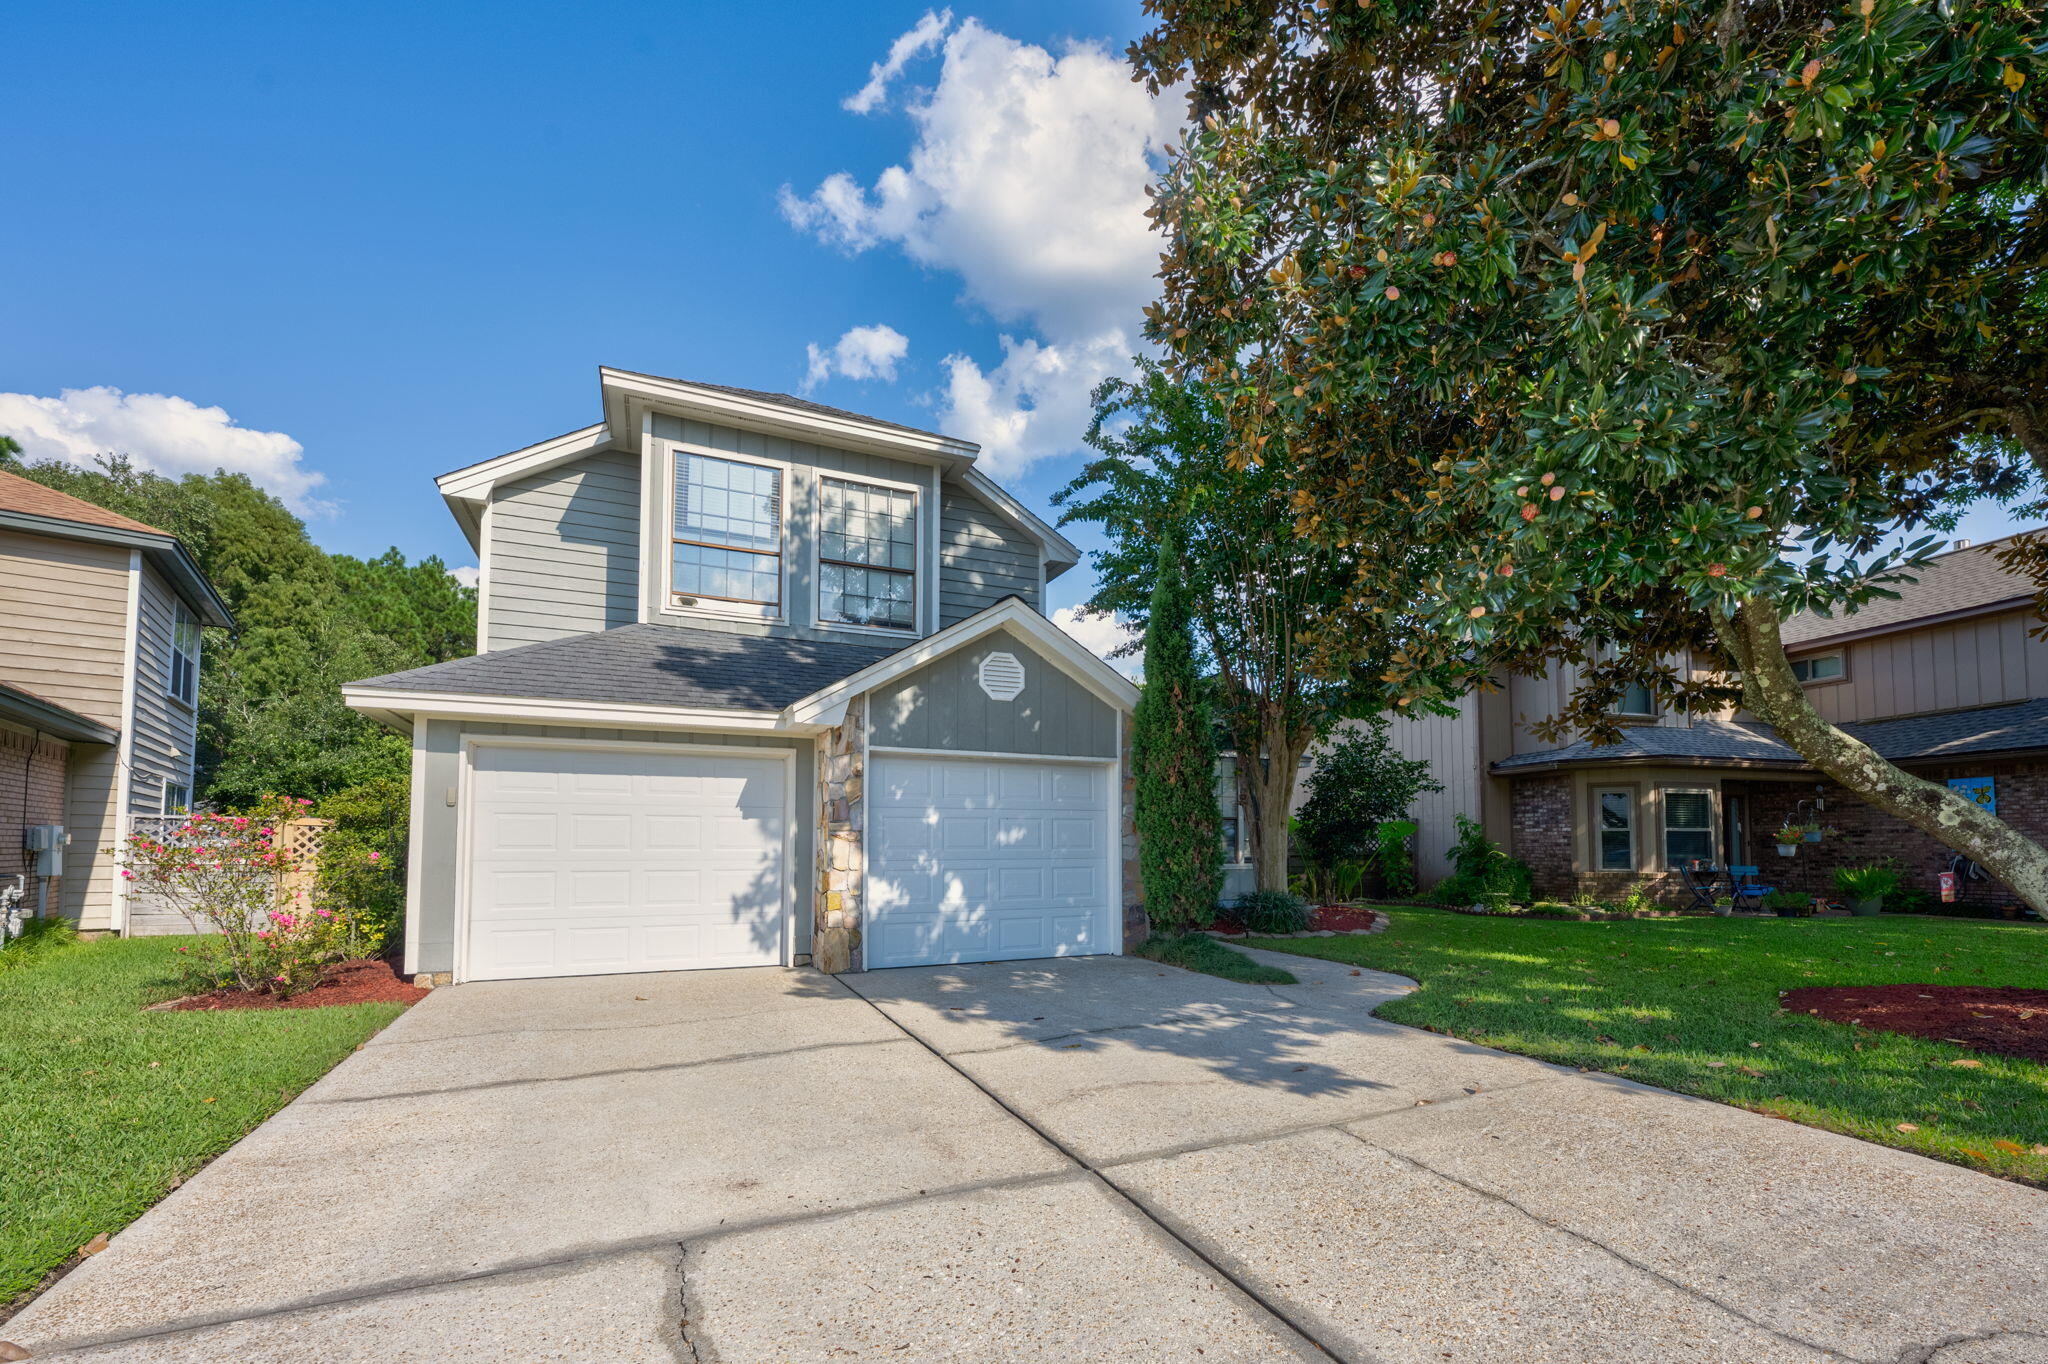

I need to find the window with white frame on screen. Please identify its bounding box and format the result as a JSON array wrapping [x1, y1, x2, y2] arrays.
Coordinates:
[[1790, 653, 1845, 684], [167, 599, 200, 705], [672, 453, 783, 612], [163, 778, 191, 814], [1663, 789, 1715, 866], [818, 477, 917, 630], [1595, 789, 1634, 870]]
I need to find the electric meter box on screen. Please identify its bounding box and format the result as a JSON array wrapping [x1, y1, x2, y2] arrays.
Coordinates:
[[23, 825, 65, 877]]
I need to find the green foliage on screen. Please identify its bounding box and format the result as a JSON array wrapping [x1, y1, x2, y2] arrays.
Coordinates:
[[314, 774, 410, 952], [0, 453, 474, 808], [1131, 531, 1224, 932], [1618, 882, 1661, 917], [1231, 888, 1312, 934], [1133, 932, 1297, 985], [1432, 814, 1534, 907], [1293, 721, 1442, 870], [1834, 863, 1904, 902], [1764, 890, 1812, 912], [1251, 908, 2048, 1184], [1374, 819, 1418, 899], [0, 916, 78, 973]]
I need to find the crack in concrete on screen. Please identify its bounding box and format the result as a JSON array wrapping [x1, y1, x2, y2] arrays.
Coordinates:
[[1887, 1327, 2047, 1364], [1335, 1126, 1866, 1364], [304, 1035, 907, 1105], [671, 1245, 705, 1364]]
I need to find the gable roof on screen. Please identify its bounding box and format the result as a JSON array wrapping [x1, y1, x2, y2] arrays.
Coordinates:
[[1781, 533, 2038, 649], [1494, 696, 2048, 774], [610, 372, 955, 444], [0, 469, 234, 628]]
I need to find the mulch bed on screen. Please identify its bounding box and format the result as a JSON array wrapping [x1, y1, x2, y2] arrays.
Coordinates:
[[159, 958, 429, 1012], [1210, 904, 1384, 936], [1781, 984, 2048, 1062]]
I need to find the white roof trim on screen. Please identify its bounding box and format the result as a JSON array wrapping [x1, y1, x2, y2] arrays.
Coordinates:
[[436, 424, 613, 502], [601, 367, 980, 465], [782, 597, 1139, 729], [954, 467, 1080, 572], [339, 685, 800, 734]]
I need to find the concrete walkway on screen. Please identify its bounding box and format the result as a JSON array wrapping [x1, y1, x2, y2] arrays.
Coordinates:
[[7, 950, 2045, 1362]]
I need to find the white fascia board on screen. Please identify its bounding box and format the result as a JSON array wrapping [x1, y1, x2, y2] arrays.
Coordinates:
[[599, 367, 979, 466], [340, 685, 806, 734], [782, 597, 1140, 729], [954, 467, 1081, 574], [435, 423, 614, 502]]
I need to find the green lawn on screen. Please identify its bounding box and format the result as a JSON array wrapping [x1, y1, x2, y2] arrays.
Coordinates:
[[1250, 907, 2048, 1184], [1135, 931, 1298, 984], [0, 932, 407, 1308]]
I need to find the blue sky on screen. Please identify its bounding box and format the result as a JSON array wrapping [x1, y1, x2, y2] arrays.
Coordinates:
[[0, 0, 2029, 644], [0, 1, 1156, 635]]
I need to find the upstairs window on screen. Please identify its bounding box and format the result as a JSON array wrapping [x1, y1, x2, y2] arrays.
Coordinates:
[[819, 477, 917, 631], [673, 453, 782, 612], [1613, 680, 1655, 717], [1663, 789, 1715, 866], [1790, 654, 1844, 684], [167, 600, 200, 706], [163, 779, 191, 814]]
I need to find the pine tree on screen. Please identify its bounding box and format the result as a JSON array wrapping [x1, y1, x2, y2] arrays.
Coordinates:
[[1131, 530, 1223, 934]]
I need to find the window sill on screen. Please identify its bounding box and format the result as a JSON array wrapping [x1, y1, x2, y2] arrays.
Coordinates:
[[665, 597, 781, 624], [815, 618, 922, 640]]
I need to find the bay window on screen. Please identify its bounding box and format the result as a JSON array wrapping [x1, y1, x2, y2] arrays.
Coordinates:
[[1595, 788, 1634, 870]]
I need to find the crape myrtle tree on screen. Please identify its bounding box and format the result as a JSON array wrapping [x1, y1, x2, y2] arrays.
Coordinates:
[[1131, 0, 2048, 910], [1058, 360, 1436, 892], [1129, 529, 1226, 930]]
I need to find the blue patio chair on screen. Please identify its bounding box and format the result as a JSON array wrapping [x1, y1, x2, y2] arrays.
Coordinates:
[[1729, 866, 1774, 912], [1679, 861, 1725, 911]]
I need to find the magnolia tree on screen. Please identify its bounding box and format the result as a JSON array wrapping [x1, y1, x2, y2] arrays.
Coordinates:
[[120, 797, 361, 994], [1132, 0, 2048, 909]]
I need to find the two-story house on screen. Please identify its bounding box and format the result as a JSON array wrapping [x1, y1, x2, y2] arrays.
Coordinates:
[[0, 470, 234, 932], [1383, 534, 2048, 907], [344, 369, 1139, 984]]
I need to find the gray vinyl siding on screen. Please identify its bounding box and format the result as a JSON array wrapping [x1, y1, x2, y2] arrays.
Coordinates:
[[483, 450, 641, 652], [410, 720, 813, 976], [127, 564, 200, 813], [865, 627, 1117, 759], [646, 413, 935, 643], [939, 491, 1040, 625]]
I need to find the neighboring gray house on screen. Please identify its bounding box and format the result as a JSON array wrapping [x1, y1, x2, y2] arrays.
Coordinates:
[[0, 469, 234, 933], [344, 368, 1138, 984]]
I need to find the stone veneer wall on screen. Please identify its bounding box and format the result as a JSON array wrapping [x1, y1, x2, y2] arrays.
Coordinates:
[[814, 696, 866, 973], [0, 724, 67, 906]]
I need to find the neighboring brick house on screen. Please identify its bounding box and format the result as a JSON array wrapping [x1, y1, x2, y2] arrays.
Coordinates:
[[0, 470, 234, 932], [1384, 534, 2048, 910]]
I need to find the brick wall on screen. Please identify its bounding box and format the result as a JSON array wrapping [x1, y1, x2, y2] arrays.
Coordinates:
[[0, 724, 68, 901], [1509, 775, 1573, 897], [1738, 760, 2048, 910]]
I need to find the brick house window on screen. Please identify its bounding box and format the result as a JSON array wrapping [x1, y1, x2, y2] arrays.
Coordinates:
[[1595, 789, 1634, 870], [1664, 789, 1715, 865]]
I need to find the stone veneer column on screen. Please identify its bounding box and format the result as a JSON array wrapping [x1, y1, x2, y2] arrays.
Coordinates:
[[814, 696, 866, 973], [1120, 717, 1146, 949]]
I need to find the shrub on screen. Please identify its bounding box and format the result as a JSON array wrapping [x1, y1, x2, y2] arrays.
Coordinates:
[[1232, 889, 1313, 934], [0, 916, 77, 972], [1432, 815, 1534, 906], [1131, 532, 1223, 932], [1374, 820, 1418, 900], [1619, 882, 1660, 917], [314, 774, 408, 955], [1832, 863, 1903, 902], [1293, 721, 1441, 871], [1762, 889, 1810, 913]]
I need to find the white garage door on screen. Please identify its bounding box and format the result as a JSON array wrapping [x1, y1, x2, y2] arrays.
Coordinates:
[[866, 754, 1115, 969], [465, 744, 787, 981]]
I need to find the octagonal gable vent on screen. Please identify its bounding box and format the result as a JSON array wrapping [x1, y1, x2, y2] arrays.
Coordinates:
[[977, 650, 1026, 701]]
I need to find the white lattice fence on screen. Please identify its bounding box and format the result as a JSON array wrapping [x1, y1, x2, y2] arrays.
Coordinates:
[[122, 814, 332, 937]]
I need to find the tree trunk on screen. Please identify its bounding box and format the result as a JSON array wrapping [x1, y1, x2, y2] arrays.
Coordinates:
[[1241, 712, 1308, 895], [2007, 405, 2048, 481], [1717, 598, 2048, 914]]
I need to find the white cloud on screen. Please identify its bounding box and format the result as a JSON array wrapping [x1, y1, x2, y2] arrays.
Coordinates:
[[843, 9, 953, 115], [0, 386, 327, 512], [447, 565, 480, 589], [802, 324, 911, 392], [1052, 604, 1141, 679], [783, 19, 1180, 478]]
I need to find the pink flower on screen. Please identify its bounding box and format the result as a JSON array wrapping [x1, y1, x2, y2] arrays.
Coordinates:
[[315, 908, 333, 919], [367, 851, 381, 862], [120, 869, 134, 879], [254, 930, 271, 940]]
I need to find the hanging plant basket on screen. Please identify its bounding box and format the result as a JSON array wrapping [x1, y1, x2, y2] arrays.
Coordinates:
[[1777, 843, 1798, 857], [1803, 830, 1823, 843]]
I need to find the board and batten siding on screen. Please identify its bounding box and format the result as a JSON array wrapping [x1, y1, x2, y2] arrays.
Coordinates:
[[411, 720, 814, 975], [1385, 703, 1485, 885], [646, 414, 935, 643], [866, 628, 1116, 759], [938, 491, 1040, 626], [482, 449, 641, 651], [1797, 608, 2048, 725], [0, 529, 132, 727], [127, 563, 200, 813]]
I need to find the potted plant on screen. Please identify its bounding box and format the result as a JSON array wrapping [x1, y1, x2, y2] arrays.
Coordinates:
[[1711, 896, 1734, 917], [1763, 889, 1808, 919], [1832, 864, 1901, 917], [1774, 822, 1811, 856]]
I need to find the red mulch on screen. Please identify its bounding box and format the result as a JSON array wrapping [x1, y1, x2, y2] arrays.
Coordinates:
[[161, 958, 429, 1012], [1782, 984, 2048, 1062], [1211, 904, 1383, 936]]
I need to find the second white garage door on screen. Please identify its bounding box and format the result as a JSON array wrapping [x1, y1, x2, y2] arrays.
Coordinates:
[[465, 743, 788, 981], [865, 754, 1116, 969]]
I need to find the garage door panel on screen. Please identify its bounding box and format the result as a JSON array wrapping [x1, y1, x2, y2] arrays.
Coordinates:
[[867, 755, 1114, 969], [466, 745, 788, 982]]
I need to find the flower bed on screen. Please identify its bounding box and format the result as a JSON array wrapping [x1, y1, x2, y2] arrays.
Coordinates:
[[1781, 984, 2048, 1063], [156, 958, 427, 1012], [1210, 903, 1385, 937]]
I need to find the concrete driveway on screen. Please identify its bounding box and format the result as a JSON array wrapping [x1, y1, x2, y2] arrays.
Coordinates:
[[7, 949, 2045, 1363]]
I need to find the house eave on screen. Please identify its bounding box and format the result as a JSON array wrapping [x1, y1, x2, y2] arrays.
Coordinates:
[[600, 368, 980, 468], [340, 685, 804, 735]]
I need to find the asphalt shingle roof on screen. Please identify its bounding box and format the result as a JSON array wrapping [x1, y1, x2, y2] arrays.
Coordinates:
[[0, 468, 169, 536], [1780, 534, 2038, 647], [1494, 697, 2048, 773], [348, 623, 906, 713], [608, 370, 959, 444]]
